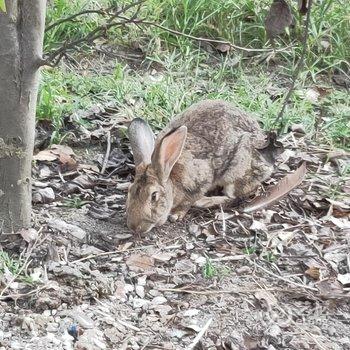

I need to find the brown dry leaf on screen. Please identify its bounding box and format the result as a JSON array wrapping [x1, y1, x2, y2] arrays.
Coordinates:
[[254, 290, 278, 309], [316, 278, 344, 297], [305, 266, 320, 280], [18, 228, 38, 243], [152, 252, 174, 262], [265, 0, 293, 39], [126, 254, 155, 272], [51, 144, 74, 156], [33, 144, 76, 168], [243, 162, 307, 213], [33, 149, 58, 162]]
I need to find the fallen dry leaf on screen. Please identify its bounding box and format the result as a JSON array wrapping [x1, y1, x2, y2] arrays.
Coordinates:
[[33, 149, 58, 162], [243, 162, 307, 213], [18, 228, 38, 243], [305, 266, 320, 280], [254, 290, 278, 309], [126, 254, 155, 272], [316, 278, 344, 297]]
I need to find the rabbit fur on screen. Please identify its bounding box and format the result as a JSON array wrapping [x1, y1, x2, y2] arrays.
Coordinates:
[[126, 99, 273, 233]]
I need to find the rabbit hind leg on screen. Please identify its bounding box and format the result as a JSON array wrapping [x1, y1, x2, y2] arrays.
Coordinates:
[[194, 195, 231, 208]]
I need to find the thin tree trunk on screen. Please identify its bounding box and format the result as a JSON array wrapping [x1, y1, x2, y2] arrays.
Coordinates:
[[0, 0, 46, 232]]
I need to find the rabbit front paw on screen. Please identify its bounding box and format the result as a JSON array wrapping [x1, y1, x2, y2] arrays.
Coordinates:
[[168, 208, 189, 222]]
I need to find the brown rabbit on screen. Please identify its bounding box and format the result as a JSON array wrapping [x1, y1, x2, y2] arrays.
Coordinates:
[[126, 100, 273, 233]]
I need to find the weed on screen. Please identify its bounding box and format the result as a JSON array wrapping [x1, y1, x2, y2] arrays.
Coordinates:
[[202, 258, 230, 279], [63, 196, 90, 208], [263, 251, 278, 263], [243, 246, 257, 255], [0, 251, 36, 286], [203, 258, 217, 279]]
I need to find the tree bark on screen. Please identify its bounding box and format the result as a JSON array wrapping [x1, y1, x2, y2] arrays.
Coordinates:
[[0, 0, 46, 232]]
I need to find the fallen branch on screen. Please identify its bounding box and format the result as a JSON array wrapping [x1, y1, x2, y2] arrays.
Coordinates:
[[45, 8, 114, 32], [273, 0, 314, 131], [136, 20, 293, 53], [101, 131, 111, 175], [255, 263, 318, 292], [188, 318, 213, 350]]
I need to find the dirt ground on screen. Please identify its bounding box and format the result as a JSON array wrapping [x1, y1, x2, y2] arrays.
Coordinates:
[[1, 119, 350, 350]]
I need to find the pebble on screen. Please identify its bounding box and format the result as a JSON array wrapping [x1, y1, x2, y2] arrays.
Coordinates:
[[327, 326, 337, 336], [236, 266, 252, 275], [10, 341, 22, 350], [151, 296, 167, 305], [268, 324, 281, 338], [133, 298, 149, 309], [135, 285, 145, 298], [46, 322, 59, 333], [74, 313, 94, 329]]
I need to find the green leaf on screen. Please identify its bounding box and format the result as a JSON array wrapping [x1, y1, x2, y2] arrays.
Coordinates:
[[0, 0, 6, 13]]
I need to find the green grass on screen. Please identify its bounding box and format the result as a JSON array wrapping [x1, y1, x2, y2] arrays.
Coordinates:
[[0, 251, 36, 287], [202, 257, 230, 279], [38, 0, 350, 149]]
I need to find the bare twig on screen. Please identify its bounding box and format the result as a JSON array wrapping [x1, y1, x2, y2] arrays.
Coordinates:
[[130, 19, 293, 53], [188, 318, 213, 350], [273, 0, 314, 131], [255, 263, 318, 292], [158, 287, 277, 295], [45, 8, 114, 32], [101, 131, 111, 175], [0, 285, 48, 301]]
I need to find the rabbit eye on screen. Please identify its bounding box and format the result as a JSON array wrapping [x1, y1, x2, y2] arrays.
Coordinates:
[[151, 191, 158, 202]]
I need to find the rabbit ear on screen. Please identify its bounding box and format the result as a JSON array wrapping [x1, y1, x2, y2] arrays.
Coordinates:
[[128, 118, 155, 169], [153, 126, 187, 182]]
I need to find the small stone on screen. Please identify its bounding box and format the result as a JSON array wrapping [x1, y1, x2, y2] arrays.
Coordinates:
[[188, 223, 201, 236], [46, 322, 59, 333], [135, 285, 145, 298], [151, 296, 167, 305], [327, 326, 337, 336], [93, 338, 106, 349], [236, 266, 251, 275], [74, 313, 94, 329], [268, 324, 281, 338], [133, 298, 149, 309], [148, 289, 160, 297], [137, 275, 147, 286], [47, 219, 87, 240], [10, 341, 22, 350], [43, 310, 51, 317], [182, 309, 200, 317]]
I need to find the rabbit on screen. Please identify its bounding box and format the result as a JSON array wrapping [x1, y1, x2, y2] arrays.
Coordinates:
[[126, 99, 274, 233]]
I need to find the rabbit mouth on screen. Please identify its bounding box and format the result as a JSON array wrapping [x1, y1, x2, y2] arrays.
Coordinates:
[[127, 219, 155, 234]]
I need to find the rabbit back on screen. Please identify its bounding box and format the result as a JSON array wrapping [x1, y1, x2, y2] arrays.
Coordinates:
[[159, 100, 273, 205]]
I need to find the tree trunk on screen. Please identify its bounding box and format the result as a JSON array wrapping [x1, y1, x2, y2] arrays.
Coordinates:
[[0, 0, 46, 232]]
